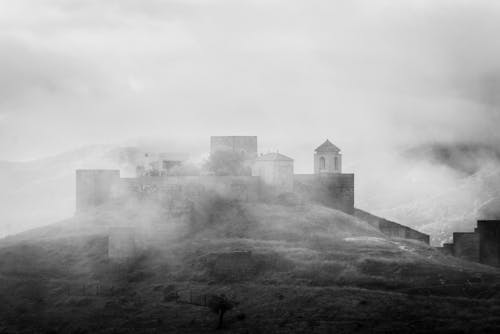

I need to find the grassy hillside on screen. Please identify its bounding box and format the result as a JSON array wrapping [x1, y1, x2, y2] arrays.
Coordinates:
[[0, 200, 499, 333]]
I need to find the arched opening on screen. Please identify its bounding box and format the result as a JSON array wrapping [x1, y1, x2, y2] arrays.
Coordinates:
[[319, 156, 326, 170]]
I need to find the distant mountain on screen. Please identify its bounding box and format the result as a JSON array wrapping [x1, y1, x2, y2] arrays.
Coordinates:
[[0, 145, 147, 237], [374, 143, 500, 246]]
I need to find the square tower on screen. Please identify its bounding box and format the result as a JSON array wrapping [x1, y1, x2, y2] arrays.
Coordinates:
[[477, 220, 500, 267], [314, 139, 342, 174]]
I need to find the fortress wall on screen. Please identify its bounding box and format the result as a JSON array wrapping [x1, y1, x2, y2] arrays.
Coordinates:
[[76, 169, 120, 212], [294, 173, 354, 214], [477, 220, 500, 267], [354, 208, 430, 244], [437, 244, 454, 256], [452, 232, 479, 262], [122, 175, 261, 202]]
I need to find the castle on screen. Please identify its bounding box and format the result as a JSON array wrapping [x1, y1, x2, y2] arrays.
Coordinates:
[[75, 136, 430, 258], [76, 136, 355, 214]]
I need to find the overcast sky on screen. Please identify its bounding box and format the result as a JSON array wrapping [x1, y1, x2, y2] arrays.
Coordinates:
[[1, 0, 500, 167]]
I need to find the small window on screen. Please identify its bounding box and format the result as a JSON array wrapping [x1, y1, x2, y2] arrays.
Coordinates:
[[319, 157, 326, 170], [334, 156, 339, 170]]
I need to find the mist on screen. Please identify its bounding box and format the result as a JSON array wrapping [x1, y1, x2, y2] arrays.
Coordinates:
[[1, 0, 500, 243]]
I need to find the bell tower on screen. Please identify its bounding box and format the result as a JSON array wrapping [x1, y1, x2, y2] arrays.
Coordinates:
[[314, 139, 342, 174]]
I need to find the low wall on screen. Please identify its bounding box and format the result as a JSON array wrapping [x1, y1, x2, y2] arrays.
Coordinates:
[[294, 174, 354, 214], [354, 208, 430, 244]]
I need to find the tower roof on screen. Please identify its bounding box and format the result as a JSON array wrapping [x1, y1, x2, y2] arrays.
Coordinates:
[[256, 152, 293, 162], [315, 139, 340, 153]]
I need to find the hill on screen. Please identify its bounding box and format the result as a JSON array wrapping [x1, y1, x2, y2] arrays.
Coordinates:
[[1, 200, 499, 333]]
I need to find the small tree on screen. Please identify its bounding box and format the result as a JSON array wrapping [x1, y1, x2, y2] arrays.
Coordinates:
[[207, 294, 236, 329], [205, 150, 249, 176]]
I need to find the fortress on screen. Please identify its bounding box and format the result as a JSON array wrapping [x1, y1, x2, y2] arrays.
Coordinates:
[[76, 136, 430, 258], [76, 136, 355, 214]]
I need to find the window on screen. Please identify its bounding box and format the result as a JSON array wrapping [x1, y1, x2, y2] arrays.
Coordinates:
[[319, 156, 326, 170], [334, 156, 339, 170]]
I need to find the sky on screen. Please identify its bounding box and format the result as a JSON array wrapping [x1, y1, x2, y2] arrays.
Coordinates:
[[1, 0, 500, 162], [1, 0, 500, 241]]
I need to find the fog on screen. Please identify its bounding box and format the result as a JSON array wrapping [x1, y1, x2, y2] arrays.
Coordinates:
[[1, 0, 500, 242]]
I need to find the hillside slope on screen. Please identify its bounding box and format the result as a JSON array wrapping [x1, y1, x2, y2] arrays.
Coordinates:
[[1, 201, 499, 333]]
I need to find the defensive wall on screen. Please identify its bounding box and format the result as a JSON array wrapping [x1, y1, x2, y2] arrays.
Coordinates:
[[294, 173, 354, 215], [437, 220, 500, 267], [452, 232, 479, 262], [477, 220, 500, 267], [76, 170, 355, 214], [353, 208, 430, 244]]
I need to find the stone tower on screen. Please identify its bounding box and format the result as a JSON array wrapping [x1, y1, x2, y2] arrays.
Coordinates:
[[314, 139, 342, 174]]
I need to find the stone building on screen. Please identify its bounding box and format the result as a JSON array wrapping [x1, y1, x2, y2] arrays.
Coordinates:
[[314, 139, 342, 174], [252, 153, 294, 193]]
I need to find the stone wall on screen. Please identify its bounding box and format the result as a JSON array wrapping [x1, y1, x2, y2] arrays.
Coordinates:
[[125, 175, 262, 202], [452, 232, 479, 262], [77, 172, 262, 212], [477, 220, 500, 267], [294, 173, 354, 214], [354, 208, 430, 244]]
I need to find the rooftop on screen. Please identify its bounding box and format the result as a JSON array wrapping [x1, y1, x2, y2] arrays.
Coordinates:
[[315, 139, 340, 153]]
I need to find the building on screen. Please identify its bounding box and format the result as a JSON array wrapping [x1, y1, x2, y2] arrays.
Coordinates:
[[314, 139, 342, 174], [252, 153, 294, 193]]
